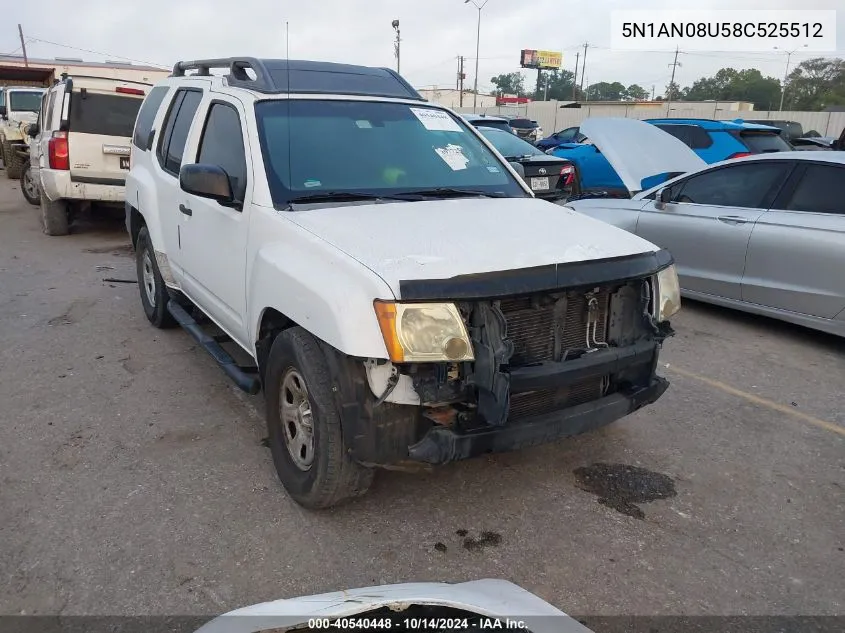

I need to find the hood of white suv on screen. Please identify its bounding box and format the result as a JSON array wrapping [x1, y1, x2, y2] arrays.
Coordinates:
[[286, 197, 661, 297], [580, 117, 706, 194]]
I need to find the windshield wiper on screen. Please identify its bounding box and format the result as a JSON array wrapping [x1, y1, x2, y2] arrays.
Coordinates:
[[398, 187, 507, 199], [286, 191, 416, 206]]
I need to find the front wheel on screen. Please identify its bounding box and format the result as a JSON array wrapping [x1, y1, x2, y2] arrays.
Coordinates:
[[264, 328, 373, 509], [21, 163, 39, 206], [135, 226, 177, 328]]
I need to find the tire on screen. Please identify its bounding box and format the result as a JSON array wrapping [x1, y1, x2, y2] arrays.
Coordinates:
[[264, 328, 374, 509], [21, 163, 39, 206], [39, 190, 69, 236], [135, 226, 177, 328], [2, 140, 22, 179]]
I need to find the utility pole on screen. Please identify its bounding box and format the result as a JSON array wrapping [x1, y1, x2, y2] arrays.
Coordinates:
[[651, 85, 655, 100], [465, 0, 490, 113], [18, 24, 28, 66], [666, 46, 681, 116], [579, 43, 588, 94], [458, 56, 465, 106], [775, 45, 807, 111], [572, 51, 580, 101], [392, 20, 401, 74]]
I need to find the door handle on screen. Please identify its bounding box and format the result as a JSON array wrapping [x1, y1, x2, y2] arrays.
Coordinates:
[[179, 204, 193, 216], [717, 215, 748, 225]]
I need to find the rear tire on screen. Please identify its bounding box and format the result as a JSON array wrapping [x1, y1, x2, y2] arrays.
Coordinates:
[[265, 328, 374, 509], [135, 226, 177, 328], [21, 163, 39, 206], [2, 141, 22, 179], [39, 190, 69, 236]]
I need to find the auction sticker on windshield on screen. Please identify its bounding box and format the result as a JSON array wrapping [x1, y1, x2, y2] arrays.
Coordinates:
[[411, 107, 463, 132], [434, 144, 470, 170]]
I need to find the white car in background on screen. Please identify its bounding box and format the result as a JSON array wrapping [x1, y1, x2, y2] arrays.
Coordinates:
[[28, 74, 149, 235], [568, 118, 845, 337]]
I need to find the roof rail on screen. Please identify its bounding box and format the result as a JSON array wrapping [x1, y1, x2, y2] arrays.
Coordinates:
[[57, 73, 153, 87], [172, 57, 275, 90]]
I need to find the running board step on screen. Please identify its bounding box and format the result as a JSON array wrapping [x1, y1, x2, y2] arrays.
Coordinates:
[[167, 301, 261, 395]]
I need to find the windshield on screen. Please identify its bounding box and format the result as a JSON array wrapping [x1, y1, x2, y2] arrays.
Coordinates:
[[255, 100, 527, 206], [478, 127, 544, 159], [8, 91, 43, 112], [738, 131, 792, 153]]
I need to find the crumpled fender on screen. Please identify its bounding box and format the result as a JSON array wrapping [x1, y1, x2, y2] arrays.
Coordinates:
[[246, 224, 396, 359]]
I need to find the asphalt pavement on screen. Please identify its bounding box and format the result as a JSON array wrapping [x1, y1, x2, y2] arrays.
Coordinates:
[[0, 175, 842, 618]]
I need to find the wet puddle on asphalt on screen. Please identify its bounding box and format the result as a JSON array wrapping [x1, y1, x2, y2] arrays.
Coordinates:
[[573, 463, 677, 519]]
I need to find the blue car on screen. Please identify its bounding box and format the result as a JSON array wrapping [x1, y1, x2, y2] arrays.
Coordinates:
[[546, 118, 792, 195]]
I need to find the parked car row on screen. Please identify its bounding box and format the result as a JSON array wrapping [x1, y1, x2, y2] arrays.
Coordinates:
[[566, 117, 845, 338]]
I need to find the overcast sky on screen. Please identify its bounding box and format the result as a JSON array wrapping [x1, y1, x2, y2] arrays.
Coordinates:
[[6, 0, 844, 98]]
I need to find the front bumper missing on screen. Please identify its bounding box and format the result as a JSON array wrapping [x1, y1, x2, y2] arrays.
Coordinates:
[[407, 377, 668, 465]]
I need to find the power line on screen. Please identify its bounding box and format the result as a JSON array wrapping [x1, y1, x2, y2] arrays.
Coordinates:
[[24, 36, 170, 68]]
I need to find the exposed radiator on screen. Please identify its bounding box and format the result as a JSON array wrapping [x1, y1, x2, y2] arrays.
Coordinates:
[[498, 287, 611, 366]]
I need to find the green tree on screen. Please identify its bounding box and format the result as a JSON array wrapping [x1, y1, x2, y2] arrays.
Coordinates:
[[785, 58, 845, 110], [682, 67, 780, 110], [587, 81, 626, 101], [490, 72, 526, 97], [624, 84, 649, 101], [536, 69, 583, 101], [664, 81, 682, 101]]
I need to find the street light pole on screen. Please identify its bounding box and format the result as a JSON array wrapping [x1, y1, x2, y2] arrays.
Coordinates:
[[465, 0, 489, 113], [775, 44, 807, 112]]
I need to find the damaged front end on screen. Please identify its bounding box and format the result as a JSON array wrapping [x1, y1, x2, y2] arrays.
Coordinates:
[[334, 250, 677, 467]]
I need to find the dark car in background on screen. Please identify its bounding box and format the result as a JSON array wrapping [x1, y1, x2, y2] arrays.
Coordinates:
[[462, 114, 515, 134], [477, 126, 575, 201], [505, 116, 544, 143], [536, 126, 588, 151]]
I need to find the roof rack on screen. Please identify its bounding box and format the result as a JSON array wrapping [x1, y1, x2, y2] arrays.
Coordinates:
[[172, 57, 275, 90], [170, 57, 424, 100]]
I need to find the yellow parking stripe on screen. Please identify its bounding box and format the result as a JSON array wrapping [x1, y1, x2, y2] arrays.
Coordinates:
[[665, 364, 845, 438]]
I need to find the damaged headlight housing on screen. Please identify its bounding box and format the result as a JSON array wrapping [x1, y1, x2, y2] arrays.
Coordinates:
[[374, 301, 475, 363], [655, 264, 681, 320]]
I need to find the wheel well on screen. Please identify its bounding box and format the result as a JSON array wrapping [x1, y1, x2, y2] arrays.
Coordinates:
[[128, 205, 145, 249], [256, 308, 295, 385]]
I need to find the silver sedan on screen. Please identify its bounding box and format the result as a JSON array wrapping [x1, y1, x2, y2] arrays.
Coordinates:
[[569, 152, 845, 336]]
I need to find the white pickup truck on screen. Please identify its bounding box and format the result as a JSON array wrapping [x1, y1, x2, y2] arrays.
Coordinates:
[[126, 57, 680, 508]]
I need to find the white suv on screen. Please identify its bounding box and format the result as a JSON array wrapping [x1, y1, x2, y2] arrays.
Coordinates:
[[0, 86, 44, 180], [28, 74, 148, 235], [126, 57, 680, 508]]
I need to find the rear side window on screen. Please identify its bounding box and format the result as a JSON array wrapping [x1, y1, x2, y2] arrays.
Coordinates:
[[133, 85, 169, 150], [673, 162, 791, 209], [654, 124, 713, 149], [737, 131, 792, 153], [156, 89, 203, 175], [785, 164, 845, 214], [197, 102, 248, 202], [69, 92, 143, 137]]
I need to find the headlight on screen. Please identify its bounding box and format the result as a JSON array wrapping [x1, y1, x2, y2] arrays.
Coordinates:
[[374, 301, 474, 363], [655, 264, 681, 320]]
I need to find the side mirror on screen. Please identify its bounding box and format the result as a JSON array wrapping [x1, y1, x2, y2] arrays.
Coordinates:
[[655, 187, 671, 209], [180, 164, 234, 205], [26, 123, 39, 138]]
